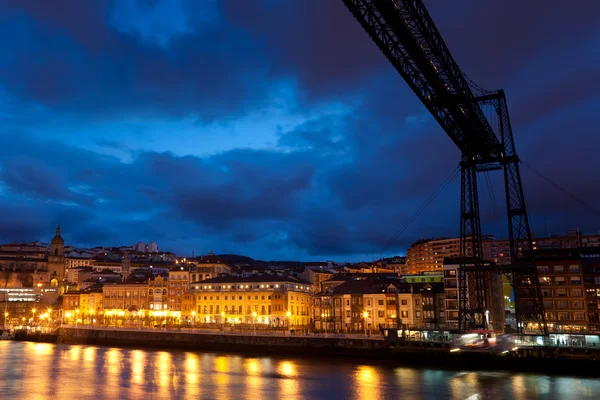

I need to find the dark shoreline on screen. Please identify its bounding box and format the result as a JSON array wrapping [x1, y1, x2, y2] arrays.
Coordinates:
[[19, 328, 600, 379]]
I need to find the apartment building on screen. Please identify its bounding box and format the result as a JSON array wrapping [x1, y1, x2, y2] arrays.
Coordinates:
[[312, 279, 445, 332], [102, 282, 149, 311], [535, 249, 588, 332], [168, 267, 190, 312], [443, 259, 504, 331], [188, 275, 312, 328], [189, 253, 232, 282]]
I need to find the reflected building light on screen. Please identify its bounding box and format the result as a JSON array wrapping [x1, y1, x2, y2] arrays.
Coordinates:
[[353, 366, 381, 400], [213, 357, 231, 399], [278, 361, 297, 378], [511, 375, 527, 400], [215, 356, 230, 373], [84, 346, 96, 363], [184, 353, 201, 398], [131, 350, 146, 385], [70, 345, 81, 361], [244, 359, 263, 399], [245, 359, 261, 376], [277, 361, 300, 400], [106, 348, 122, 398], [156, 351, 172, 393]]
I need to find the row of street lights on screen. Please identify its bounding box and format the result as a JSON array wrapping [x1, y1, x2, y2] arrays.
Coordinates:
[[190, 309, 294, 334], [13, 306, 300, 334]]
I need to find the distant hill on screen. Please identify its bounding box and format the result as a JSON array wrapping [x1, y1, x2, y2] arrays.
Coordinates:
[[217, 254, 255, 265]]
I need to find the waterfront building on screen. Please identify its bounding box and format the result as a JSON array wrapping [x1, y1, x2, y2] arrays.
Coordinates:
[[189, 275, 312, 328], [534, 249, 588, 332], [63, 291, 81, 310], [168, 267, 190, 312], [582, 250, 600, 331], [148, 275, 169, 312], [102, 282, 149, 311], [443, 259, 504, 331], [63, 290, 103, 313], [312, 279, 445, 332]]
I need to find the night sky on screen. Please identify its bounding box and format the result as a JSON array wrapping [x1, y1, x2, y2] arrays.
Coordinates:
[[0, 0, 598, 261]]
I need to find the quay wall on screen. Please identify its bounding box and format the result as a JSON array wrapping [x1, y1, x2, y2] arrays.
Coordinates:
[[56, 328, 390, 357], [54, 328, 600, 376]]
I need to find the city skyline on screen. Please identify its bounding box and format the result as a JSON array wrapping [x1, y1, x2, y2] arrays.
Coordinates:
[[0, 1, 599, 261]]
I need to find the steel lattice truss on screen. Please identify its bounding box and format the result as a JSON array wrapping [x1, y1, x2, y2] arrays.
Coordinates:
[[341, 0, 546, 334]]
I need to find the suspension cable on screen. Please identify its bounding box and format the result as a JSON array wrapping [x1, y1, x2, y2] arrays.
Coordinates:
[[521, 161, 600, 217], [372, 165, 461, 262]]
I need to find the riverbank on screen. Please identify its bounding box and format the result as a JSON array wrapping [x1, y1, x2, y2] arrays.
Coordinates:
[[30, 327, 600, 377]]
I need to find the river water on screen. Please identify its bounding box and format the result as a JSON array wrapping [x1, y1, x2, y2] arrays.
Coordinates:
[[0, 341, 598, 399]]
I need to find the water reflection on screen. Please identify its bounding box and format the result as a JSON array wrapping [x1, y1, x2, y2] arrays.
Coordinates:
[[131, 350, 145, 386], [278, 361, 299, 400], [69, 345, 81, 361], [244, 358, 263, 400], [0, 341, 599, 399], [184, 353, 200, 398], [353, 365, 381, 400], [213, 355, 231, 399]]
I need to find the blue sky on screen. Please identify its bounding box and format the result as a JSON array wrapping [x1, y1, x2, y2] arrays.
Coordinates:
[[0, 0, 598, 261]]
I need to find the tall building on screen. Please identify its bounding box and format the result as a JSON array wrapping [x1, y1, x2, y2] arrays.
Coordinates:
[[133, 242, 146, 253], [534, 248, 591, 333], [443, 259, 504, 331], [168, 267, 190, 312], [47, 225, 66, 286], [147, 241, 158, 253], [406, 237, 463, 275], [406, 231, 600, 275]]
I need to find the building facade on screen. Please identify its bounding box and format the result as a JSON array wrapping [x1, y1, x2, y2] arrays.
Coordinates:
[[168, 268, 190, 312], [535, 249, 588, 332], [190, 253, 232, 282], [189, 276, 312, 328], [443, 260, 504, 331], [312, 279, 445, 332], [102, 282, 149, 311]]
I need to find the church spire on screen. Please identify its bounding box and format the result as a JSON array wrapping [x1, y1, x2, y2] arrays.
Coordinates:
[[56, 223, 61, 236]]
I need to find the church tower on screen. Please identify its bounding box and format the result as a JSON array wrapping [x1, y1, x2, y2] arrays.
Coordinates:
[[47, 224, 65, 286]]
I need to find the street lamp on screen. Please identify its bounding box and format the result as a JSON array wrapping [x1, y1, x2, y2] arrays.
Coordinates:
[[191, 311, 196, 329], [286, 311, 292, 335], [321, 313, 327, 335], [221, 311, 225, 331], [362, 311, 369, 337], [4, 311, 8, 329], [252, 311, 257, 335]]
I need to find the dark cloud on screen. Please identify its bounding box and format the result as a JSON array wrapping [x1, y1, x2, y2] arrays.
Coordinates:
[[0, 1, 597, 259], [1, 157, 71, 200]]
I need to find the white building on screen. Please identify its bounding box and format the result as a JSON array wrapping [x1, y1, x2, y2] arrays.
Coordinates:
[[132, 241, 159, 253], [133, 242, 146, 252]]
